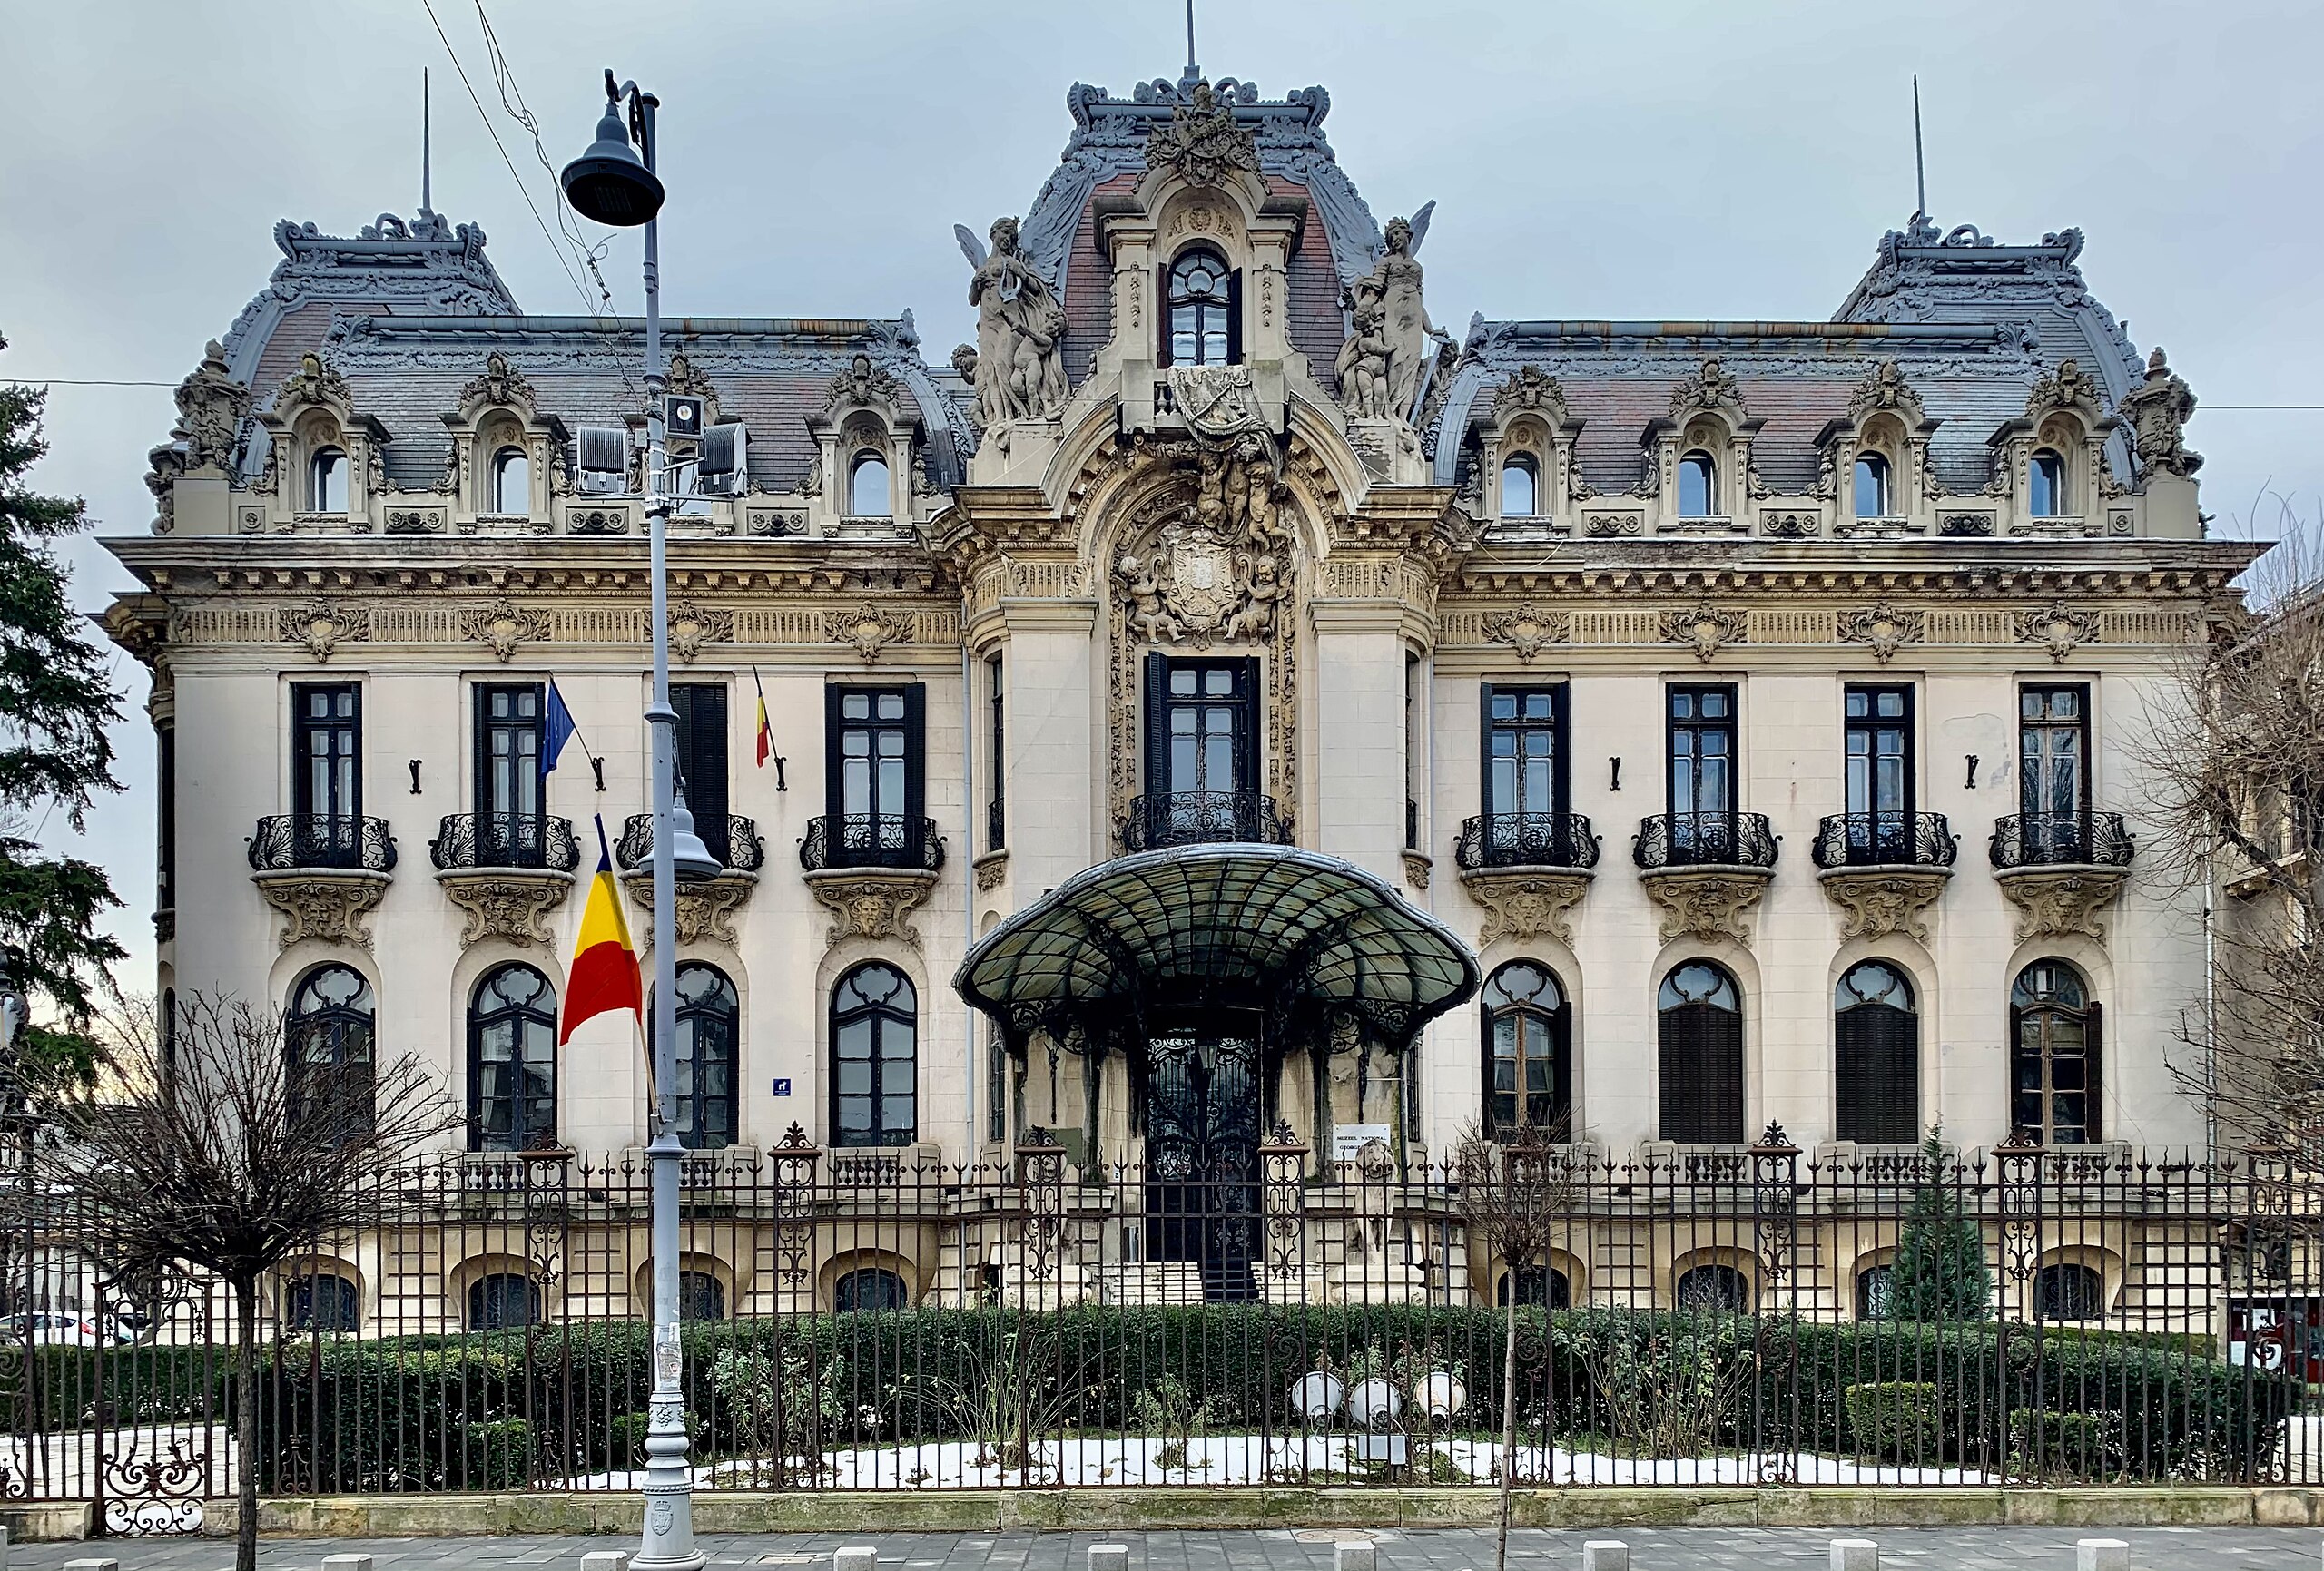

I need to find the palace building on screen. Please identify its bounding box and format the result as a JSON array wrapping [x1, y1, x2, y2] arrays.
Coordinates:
[[109, 64, 2250, 1317]]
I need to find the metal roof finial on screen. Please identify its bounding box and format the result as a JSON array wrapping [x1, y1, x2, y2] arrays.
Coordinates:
[[420, 67, 434, 220], [1181, 0, 1200, 93], [1911, 74, 1926, 224]]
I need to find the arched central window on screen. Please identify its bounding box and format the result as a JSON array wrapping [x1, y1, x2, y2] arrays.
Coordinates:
[[1677, 450, 1716, 518], [1166, 248, 1235, 367], [849, 451, 890, 516], [835, 1265, 910, 1311], [1657, 961, 1742, 1144], [489, 446, 528, 515], [1497, 1262, 1571, 1308], [1676, 1262, 1751, 1313], [2012, 959, 2098, 1143], [1482, 960, 1571, 1138], [1835, 961, 1918, 1144], [2030, 450, 2066, 518], [832, 963, 917, 1147], [1500, 454, 1539, 519], [283, 1272, 359, 1333], [1854, 453, 1891, 519], [466, 1272, 539, 1330], [468, 964, 557, 1153], [679, 1270, 725, 1321], [308, 446, 348, 514], [287, 964, 375, 1137], [2034, 1262, 2104, 1321], [675, 962, 739, 1149]]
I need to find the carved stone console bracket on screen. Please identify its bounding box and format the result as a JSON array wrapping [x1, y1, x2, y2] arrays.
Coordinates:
[[1816, 865, 1952, 942], [1462, 867, 1593, 948], [1994, 865, 2128, 943], [973, 851, 1009, 893], [437, 869, 575, 949], [621, 871, 757, 949], [252, 869, 391, 952], [805, 868, 940, 950], [1403, 851, 1433, 893], [1638, 867, 1772, 946]]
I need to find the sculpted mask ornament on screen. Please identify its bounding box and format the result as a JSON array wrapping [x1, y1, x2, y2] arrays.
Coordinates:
[[1143, 79, 1261, 190], [1670, 357, 1748, 420], [457, 350, 536, 415], [1846, 359, 1925, 428], [955, 217, 1068, 430], [277, 351, 350, 414], [2024, 358, 2104, 421], [1659, 604, 1748, 663], [665, 602, 734, 663], [1491, 366, 1570, 427], [2115, 347, 2203, 479], [1342, 206, 1439, 426], [825, 603, 913, 663], [279, 599, 369, 662]]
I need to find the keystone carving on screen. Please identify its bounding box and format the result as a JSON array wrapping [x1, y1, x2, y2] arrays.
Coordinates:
[[2014, 602, 2101, 663], [804, 869, 940, 950], [438, 871, 572, 949], [461, 599, 552, 663], [1491, 366, 1570, 427], [1481, 602, 1570, 662], [824, 602, 914, 663], [455, 351, 537, 417], [1659, 604, 1749, 663], [1463, 869, 1592, 948], [2115, 347, 2202, 480], [1994, 867, 2128, 943], [1639, 867, 1771, 946], [1669, 357, 1748, 422], [252, 871, 388, 952], [1837, 602, 1925, 664], [279, 599, 370, 662], [1817, 866, 1951, 943], [275, 351, 350, 416], [2024, 358, 2105, 423]]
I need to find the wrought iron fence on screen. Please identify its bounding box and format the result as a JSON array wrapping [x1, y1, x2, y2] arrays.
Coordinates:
[[1, 1131, 2315, 1526], [1120, 790, 1293, 851], [1454, 812, 1602, 872], [1810, 811, 1959, 869], [797, 814, 946, 872], [1633, 810, 1780, 869]]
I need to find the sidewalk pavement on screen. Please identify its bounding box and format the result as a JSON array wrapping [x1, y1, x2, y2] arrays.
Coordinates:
[[14, 1527, 2324, 1571]]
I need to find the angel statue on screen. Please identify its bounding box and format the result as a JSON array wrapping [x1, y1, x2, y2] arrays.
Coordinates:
[[1342, 202, 1437, 425], [956, 216, 1069, 427]]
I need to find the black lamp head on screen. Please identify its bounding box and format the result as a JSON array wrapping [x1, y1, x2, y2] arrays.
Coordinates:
[[561, 86, 663, 228]]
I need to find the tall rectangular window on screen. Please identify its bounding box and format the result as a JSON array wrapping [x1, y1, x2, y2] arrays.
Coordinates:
[[672, 683, 731, 864], [2021, 684, 2090, 859], [156, 722, 176, 914], [1483, 684, 1567, 819], [1844, 684, 1915, 861], [473, 683, 544, 865], [292, 683, 360, 823], [1667, 684, 1736, 856], [825, 684, 926, 865], [986, 654, 1005, 852], [1145, 655, 1259, 797]]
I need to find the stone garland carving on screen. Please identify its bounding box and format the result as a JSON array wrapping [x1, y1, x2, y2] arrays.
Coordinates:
[[438, 873, 570, 949], [1659, 604, 1749, 663], [1639, 869, 1770, 947], [1465, 870, 1591, 948], [825, 603, 915, 663], [1846, 359, 1926, 428], [1817, 868, 1950, 943], [254, 873, 388, 952], [955, 216, 1068, 431], [1836, 602, 1925, 664], [807, 872, 938, 950], [2014, 602, 2102, 663], [665, 602, 734, 663], [2114, 347, 2202, 480], [279, 600, 370, 663], [1481, 602, 1570, 662], [455, 351, 537, 417], [2024, 358, 2106, 423], [461, 599, 552, 663], [1994, 868, 2128, 944], [275, 350, 351, 416]]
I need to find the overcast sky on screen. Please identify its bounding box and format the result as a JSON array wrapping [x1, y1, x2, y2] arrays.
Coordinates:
[[5, 0, 2319, 996]]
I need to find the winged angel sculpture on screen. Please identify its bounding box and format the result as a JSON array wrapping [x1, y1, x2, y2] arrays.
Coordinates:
[[1336, 201, 1451, 426], [955, 217, 1069, 428]]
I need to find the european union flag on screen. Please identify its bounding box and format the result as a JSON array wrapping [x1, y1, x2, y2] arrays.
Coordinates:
[[543, 680, 578, 774]]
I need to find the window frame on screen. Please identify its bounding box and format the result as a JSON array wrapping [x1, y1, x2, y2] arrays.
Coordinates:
[[1677, 449, 1717, 518], [2011, 958, 2101, 1144], [489, 444, 529, 515], [1499, 453, 1540, 519], [2034, 1262, 2105, 1321], [834, 1266, 911, 1312], [1834, 959, 1919, 1144], [986, 653, 1005, 850], [291, 682, 362, 825], [307, 445, 349, 514], [1853, 452, 1891, 519], [824, 683, 926, 862], [1666, 683, 1738, 854], [672, 960, 741, 1150], [671, 682, 732, 865], [2030, 449, 2067, 518], [1657, 960, 1744, 1144], [1482, 682, 1570, 825], [1481, 959, 1572, 1140], [1161, 245, 1239, 368], [1843, 683, 1916, 857], [830, 961, 919, 1149], [465, 1272, 541, 1331], [467, 963, 559, 1154], [472, 682, 545, 866], [283, 1272, 360, 1334], [286, 963, 376, 1137], [848, 449, 891, 517], [1144, 654, 1262, 799]]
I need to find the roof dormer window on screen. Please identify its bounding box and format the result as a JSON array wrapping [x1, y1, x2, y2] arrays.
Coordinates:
[[2030, 450, 2066, 518], [1500, 455, 1538, 519], [1166, 248, 1236, 368], [1677, 451, 1715, 519], [1854, 454, 1890, 520], [850, 451, 891, 517], [490, 446, 528, 515], [308, 447, 348, 515]]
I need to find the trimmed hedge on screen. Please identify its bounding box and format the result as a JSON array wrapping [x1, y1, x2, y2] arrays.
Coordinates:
[[232, 1306, 2296, 1491]]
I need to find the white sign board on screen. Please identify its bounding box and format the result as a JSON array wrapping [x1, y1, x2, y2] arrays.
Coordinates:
[[1333, 1124, 1392, 1162]]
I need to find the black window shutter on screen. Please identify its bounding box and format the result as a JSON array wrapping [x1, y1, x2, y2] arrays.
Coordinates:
[[902, 682, 927, 833], [1660, 1003, 1744, 1144], [822, 684, 845, 820], [1226, 270, 1245, 364], [1549, 1004, 1574, 1139], [1156, 265, 1173, 368], [1142, 652, 1171, 796], [1479, 683, 1498, 818], [675, 685, 731, 863], [1837, 1006, 1918, 1144], [1236, 656, 1262, 793], [2086, 1002, 2103, 1141]]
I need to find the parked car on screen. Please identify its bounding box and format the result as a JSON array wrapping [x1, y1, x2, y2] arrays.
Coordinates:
[[3, 1311, 134, 1347]]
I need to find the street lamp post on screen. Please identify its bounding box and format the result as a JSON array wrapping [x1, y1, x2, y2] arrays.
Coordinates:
[[563, 71, 712, 1571]]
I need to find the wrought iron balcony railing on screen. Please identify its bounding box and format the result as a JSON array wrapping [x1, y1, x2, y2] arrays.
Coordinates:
[[1631, 810, 1779, 871], [1989, 810, 2135, 869], [1811, 811, 1960, 869], [1120, 790, 1293, 852], [429, 813, 581, 873], [1455, 812, 1603, 873], [617, 812, 767, 874], [799, 814, 946, 873], [247, 813, 398, 873]]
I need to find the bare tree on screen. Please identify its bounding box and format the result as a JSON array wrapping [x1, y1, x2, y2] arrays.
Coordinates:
[[1452, 1118, 1570, 1571], [32, 991, 455, 1571], [2143, 522, 2324, 1166]]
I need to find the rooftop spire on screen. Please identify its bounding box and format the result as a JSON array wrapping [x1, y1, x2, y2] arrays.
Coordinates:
[[1911, 73, 1925, 222], [1181, 0, 1199, 92], [420, 66, 434, 219]]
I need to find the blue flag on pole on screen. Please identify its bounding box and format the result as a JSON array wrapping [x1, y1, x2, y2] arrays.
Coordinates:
[[543, 680, 578, 774]]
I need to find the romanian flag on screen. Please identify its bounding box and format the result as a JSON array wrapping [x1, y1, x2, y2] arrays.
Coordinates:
[[559, 818, 642, 1046], [753, 667, 774, 768]]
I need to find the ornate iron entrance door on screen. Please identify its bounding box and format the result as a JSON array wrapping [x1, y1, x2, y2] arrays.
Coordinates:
[[1143, 1033, 1262, 1301]]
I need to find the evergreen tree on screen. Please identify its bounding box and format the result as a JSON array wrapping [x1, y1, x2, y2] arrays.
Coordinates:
[[0, 329, 123, 1080], [1886, 1126, 1994, 1321]]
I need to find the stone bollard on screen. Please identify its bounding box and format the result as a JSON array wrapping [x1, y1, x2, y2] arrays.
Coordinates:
[[322, 1556, 375, 1571], [836, 1549, 880, 1571], [580, 1555, 631, 1571], [1089, 1546, 1130, 1571], [1582, 1545, 1628, 1571], [2076, 1542, 2129, 1571], [1830, 1542, 1877, 1571], [1333, 1544, 1376, 1571]]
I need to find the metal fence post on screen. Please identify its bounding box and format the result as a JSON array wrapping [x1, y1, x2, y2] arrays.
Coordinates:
[[1748, 1121, 1800, 1484], [1994, 1128, 2046, 1480]]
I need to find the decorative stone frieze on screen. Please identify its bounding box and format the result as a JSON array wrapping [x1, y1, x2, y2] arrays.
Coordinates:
[[1463, 868, 1592, 947], [1481, 603, 1569, 662], [1816, 866, 1951, 943], [804, 869, 940, 949], [973, 853, 1008, 893], [1582, 513, 1642, 537], [1638, 867, 1771, 946], [385, 506, 446, 534], [1403, 851, 1432, 893], [437, 870, 573, 949], [2014, 602, 2102, 663], [624, 872, 757, 950], [1760, 511, 1818, 538], [1836, 602, 1925, 664], [279, 599, 369, 662], [665, 602, 734, 663], [825, 602, 914, 663], [252, 869, 389, 951], [1659, 604, 1749, 663], [1994, 866, 2129, 943], [461, 599, 551, 663]]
